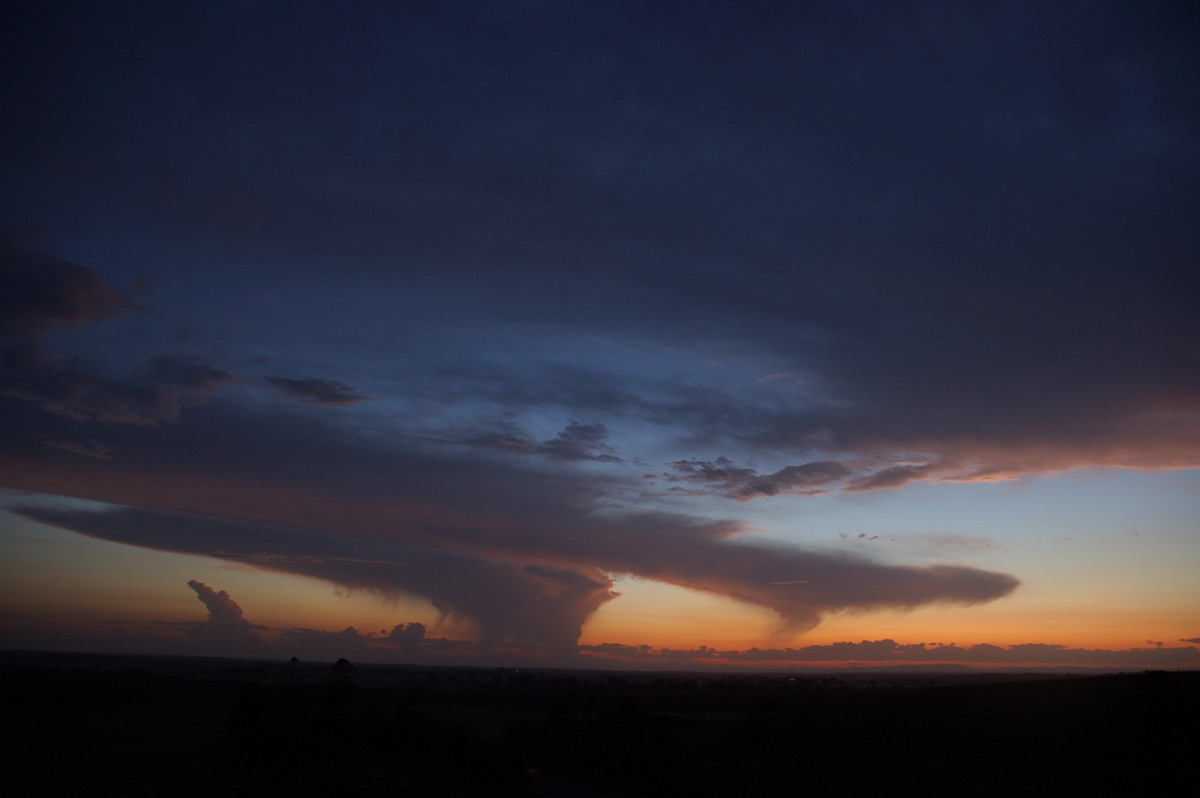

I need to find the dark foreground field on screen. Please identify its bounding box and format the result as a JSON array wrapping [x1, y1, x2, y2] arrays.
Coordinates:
[[3, 651, 1195, 797]]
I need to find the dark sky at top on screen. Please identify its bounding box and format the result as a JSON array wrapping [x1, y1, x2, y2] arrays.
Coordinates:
[[1, 1, 1197, 659]]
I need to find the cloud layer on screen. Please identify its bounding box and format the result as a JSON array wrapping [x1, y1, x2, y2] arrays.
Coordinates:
[[0, 253, 1020, 651], [11, 417, 1017, 653], [1, 2, 1197, 664]]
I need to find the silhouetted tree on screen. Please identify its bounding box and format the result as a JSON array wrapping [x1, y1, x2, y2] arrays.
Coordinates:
[[325, 658, 356, 711], [329, 658, 355, 686]]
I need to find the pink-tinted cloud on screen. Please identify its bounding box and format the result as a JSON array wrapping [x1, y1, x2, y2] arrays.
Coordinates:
[[662, 438, 1200, 502], [0, 249, 1022, 654], [185, 579, 270, 658], [188, 579, 252, 627], [6, 393, 1018, 653], [3, 3, 1196, 674]]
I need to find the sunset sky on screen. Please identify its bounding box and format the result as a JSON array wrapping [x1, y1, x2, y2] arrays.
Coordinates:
[[2, 1, 1197, 670]]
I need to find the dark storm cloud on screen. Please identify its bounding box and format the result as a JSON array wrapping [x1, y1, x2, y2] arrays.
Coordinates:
[[262, 376, 372, 406], [0, 237, 134, 340], [0, 342, 232, 425], [12, 490, 621, 656], [0, 241, 236, 423], [17, 499, 1017, 648], [4, 3, 1195, 459], [7, 396, 1017, 650]]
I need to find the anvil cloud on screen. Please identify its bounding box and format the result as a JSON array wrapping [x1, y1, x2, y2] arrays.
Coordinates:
[[1, 1, 1197, 665]]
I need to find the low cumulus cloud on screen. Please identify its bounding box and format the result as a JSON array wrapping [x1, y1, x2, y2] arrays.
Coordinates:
[[182, 582, 466, 664], [266, 622, 439, 664], [389, 622, 426, 653], [188, 579, 252, 627], [181, 581, 433, 662], [276, 626, 380, 662], [186, 579, 270, 658], [580, 639, 1200, 669]]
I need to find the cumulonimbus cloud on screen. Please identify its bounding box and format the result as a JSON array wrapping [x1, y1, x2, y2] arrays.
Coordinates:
[[6, 392, 1019, 654], [0, 245, 1029, 656], [185, 579, 270, 657], [0, 242, 1018, 657], [4, 3, 1196, 670]]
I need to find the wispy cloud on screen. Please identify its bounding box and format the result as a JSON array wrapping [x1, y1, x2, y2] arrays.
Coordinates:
[[0, 237, 135, 340], [1, 241, 237, 424], [43, 438, 112, 460], [262, 376, 372, 406], [666, 457, 849, 499], [461, 421, 622, 463]]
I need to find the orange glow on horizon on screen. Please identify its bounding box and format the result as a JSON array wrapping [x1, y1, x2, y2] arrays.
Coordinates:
[[579, 574, 1200, 655]]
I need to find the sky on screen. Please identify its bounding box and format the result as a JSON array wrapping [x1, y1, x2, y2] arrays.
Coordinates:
[[1, 1, 1198, 671]]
